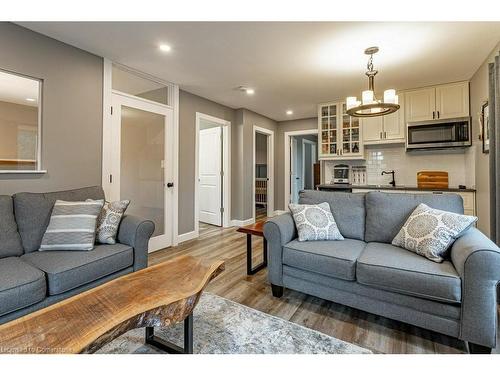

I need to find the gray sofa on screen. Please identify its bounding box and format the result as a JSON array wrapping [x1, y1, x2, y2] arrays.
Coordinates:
[[264, 190, 500, 353], [0, 186, 154, 325]]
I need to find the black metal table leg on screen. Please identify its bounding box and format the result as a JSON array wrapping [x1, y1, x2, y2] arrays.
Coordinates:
[[145, 314, 194, 354], [246, 234, 268, 275]]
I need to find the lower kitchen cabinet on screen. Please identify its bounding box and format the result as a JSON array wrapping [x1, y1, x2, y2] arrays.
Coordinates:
[[351, 188, 476, 215]]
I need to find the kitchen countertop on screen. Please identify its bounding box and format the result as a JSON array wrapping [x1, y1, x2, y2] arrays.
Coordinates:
[[316, 184, 476, 193]]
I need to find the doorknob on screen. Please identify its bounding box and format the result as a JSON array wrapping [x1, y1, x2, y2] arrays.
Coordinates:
[[166, 182, 174, 188]]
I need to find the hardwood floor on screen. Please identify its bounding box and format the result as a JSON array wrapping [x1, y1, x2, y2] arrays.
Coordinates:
[[149, 222, 500, 354]]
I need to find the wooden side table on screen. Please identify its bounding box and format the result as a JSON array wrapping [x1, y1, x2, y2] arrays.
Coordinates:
[[237, 220, 268, 275]]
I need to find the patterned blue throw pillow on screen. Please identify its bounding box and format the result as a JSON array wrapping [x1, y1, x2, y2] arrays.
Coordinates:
[[392, 203, 477, 262], [289, 202, 344, 242]]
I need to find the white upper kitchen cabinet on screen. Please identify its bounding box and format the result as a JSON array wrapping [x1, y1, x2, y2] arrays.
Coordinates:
[[384, 93, 405, 140], [405, 81, 469, 122], [362, 93, 405, 144], [435, 82, 470, 119], [362, 116, 384, 143], [405, 87, 436, 122], [318, 102, 364, 160]]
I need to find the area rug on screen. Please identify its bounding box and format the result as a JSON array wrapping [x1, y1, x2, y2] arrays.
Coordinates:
[[97, 293, 371, 354]]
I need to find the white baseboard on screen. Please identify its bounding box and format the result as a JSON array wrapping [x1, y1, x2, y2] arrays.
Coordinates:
[[230, 218, 255, 227], [177, 230, 199, 244], [271, 210, 287, 217]]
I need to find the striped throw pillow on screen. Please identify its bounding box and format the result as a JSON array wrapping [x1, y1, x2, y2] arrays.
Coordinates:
[[39, 199, 104, 251]]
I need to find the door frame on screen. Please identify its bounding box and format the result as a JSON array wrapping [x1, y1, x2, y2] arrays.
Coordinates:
[[194, 112, 231, 236], [302, 138, 317, 190], [253, 126, 274, 220], [102, 58, 180, 249], [284, 129, 319, 208]]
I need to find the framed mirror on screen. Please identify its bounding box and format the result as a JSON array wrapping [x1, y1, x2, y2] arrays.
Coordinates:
[[0, 69, 43, 173]]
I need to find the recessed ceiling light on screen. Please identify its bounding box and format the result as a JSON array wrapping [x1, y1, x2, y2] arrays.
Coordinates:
[[25, 98, 35, 102], [236, 86, 255, 95], [159, 44, 172, 52], [286, 110, 293, 115]]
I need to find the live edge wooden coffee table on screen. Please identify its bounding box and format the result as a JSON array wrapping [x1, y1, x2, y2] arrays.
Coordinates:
[[237, 220, 267, 275], [0, 255, 224, 354]]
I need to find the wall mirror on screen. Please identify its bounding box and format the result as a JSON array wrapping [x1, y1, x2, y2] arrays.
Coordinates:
[[0, 69, 42, 173]]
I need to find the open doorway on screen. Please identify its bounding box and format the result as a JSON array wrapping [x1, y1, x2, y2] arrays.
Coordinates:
[[253, 126, 274, 221], [285, 131, 319, 205], [195, 113, 231, 235]]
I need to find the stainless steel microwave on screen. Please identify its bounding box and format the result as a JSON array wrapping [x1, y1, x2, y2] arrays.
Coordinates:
[[406, 117, 471, 151]]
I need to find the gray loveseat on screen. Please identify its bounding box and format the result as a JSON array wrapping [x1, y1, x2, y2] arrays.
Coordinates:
[[0, 186, 154, 325], [264, 190, 500, 353]]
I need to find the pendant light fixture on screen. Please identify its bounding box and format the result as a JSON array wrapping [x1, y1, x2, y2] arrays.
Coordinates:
[[346, 47, 400, 118]]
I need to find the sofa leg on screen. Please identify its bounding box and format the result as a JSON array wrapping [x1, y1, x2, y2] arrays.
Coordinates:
[[271, 284, 284, 298], [468, 342, 492, 354]]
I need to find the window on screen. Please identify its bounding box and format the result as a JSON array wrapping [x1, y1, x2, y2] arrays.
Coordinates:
[[112, 65, 169, 105], [0, 69, 42, 172]]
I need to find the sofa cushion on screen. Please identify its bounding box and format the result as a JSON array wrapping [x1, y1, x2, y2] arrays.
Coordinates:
[[21, 244, 133, 295], [13, 186, 105, 253], [283, 238, 367, 280], [0, 257, 46, 316], [299, 190, 366, 240], [364, 191, 464, 244], [0, 196, 24, 258], [356, 242, 461, 303]]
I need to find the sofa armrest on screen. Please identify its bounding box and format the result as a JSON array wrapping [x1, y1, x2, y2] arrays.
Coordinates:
[[117, 215, 155, 271], [263, 212, 297, 286], [450, 227, 500, 348]]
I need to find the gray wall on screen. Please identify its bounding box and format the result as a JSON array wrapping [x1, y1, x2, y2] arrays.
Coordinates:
[[470, 40, 500, 236], [178, 90, 237, 234], [0, 22, 103, 195], [275, 118, 317, 210], [178, 96, 280, 233]]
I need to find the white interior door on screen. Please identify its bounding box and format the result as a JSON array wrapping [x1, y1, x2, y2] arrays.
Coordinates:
[[110, 93, 174, 251], [290, 137, 300, 204], [198, 126, 222, 226]]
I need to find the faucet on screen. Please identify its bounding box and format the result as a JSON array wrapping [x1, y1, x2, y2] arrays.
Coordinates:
[[381, 170, 396, 187]]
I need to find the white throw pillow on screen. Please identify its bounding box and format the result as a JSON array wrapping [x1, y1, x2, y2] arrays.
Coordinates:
[[392, 203, 477, 262], [289, 202, 344, 242]]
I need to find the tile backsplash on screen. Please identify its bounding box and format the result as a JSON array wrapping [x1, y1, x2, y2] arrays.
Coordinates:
[[323, 144, 475, 188]]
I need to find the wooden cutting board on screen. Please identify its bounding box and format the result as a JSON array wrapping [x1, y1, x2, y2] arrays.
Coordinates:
[[417, 171, 449, 189]]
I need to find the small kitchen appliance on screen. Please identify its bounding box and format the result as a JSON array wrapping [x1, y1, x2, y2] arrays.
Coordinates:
[[333, 164, 350, 184]]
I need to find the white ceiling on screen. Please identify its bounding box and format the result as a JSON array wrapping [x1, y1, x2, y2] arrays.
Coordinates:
[[0, 70, 39, 107], [17, 22, 500, 121]]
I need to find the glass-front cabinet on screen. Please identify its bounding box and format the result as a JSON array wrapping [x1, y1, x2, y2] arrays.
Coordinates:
[[318, 102, 364, 160]]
